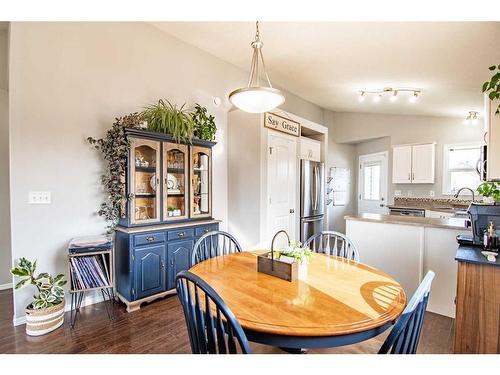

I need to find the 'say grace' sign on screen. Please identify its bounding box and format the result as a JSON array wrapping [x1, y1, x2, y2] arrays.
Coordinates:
[[264, 112, 300, 137]]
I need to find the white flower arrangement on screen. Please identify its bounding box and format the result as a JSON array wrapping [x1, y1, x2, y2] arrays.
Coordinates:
[[277, 240, 312, 264]]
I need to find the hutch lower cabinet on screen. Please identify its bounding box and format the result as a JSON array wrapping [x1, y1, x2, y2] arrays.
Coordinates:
[[114, 128, 219, 312], [115, 220, 219, 312]]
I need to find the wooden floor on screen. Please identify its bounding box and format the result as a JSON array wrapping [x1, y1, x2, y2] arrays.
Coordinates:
[[0, 289, 455, 354]]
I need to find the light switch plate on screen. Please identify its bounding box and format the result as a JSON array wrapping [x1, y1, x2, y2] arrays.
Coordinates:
[[429, 190, 435, 197], [29, 191, 51, 204], [394, 190, 402, 197]]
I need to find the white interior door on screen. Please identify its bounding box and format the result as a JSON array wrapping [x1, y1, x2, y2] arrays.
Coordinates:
[[268, 134, 297, 246], [358, 152, 388, 214]]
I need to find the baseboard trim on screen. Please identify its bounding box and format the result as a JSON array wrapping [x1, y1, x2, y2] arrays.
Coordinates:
[[12, 291, 107, 326], [0, 283, 13, 290]]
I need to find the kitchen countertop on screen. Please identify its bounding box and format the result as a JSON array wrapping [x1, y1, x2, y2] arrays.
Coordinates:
[[386, 205, 468, 214], [345, 213, 471, 231], [455, 244, 500, 267]]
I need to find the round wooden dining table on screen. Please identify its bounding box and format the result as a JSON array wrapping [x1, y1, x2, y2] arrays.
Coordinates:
[[189, 251, 407, 349]]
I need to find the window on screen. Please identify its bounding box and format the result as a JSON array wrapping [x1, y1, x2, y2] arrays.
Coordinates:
[[363, 162, 381, 200], [442, 143, 482, 195]]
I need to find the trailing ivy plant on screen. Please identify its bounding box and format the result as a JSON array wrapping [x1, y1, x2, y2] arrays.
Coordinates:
[[142, 99, 195, 143], [11, 258, 66, 309], [191, 103, 217, 141], [482, 64, 500, 115], [87, 113, 143, 231]]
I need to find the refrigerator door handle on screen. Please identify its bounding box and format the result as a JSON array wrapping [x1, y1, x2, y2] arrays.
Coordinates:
[[314, 165, 319, 211], [302, 216, 322, 223]]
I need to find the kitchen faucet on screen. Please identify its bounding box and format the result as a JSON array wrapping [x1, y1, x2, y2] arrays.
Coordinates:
[[454, 187, 475, 202]]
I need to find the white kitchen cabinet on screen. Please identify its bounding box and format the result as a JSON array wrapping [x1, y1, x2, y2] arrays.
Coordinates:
[[392, 145, 412, 183], [411, 143, 435, 183], [392, 143, 435, 184], [485, 95, 500, 181], [300, 137, 321, 162]]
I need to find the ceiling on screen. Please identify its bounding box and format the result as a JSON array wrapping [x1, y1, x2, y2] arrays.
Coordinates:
[[153, 22, 500, 118]]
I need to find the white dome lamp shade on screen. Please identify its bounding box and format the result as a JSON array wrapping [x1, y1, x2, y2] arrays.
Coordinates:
[[229, 22, 285, 113]]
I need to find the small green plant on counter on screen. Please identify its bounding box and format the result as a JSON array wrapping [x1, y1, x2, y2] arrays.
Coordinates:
[[477, 182, 500, 201], [274, 241, 312, 264], [482, 64, 500, 115], [191, 103, 217, 141], [167, 205, 176, 212], [87, 113, 143, 231], [11, 258, 66, 309], [142, 99, 195, 143]]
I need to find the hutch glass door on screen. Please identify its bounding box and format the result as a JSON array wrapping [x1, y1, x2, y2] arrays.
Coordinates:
[[130, 138, 161, 224], [191, 146, 211, 218], [163, 143, 188, 221]]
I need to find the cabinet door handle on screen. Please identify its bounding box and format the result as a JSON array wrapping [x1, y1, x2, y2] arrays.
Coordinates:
[[171, 259, 174, 266], [161, 260, 165, 269], [408, 173, 411, 181], [146, 236, 155, 242], [178, 232, 185, 237], [203, 229, 210, 234], [412, 172, 415, 180]]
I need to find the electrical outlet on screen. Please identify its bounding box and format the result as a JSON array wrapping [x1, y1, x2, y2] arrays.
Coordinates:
[[407, 190, 413, 197], [394, 190, 402, 197], [429, 190, 435, 197], [29, 191, 51, 204]]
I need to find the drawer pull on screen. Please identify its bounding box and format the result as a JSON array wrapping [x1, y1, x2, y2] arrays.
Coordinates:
[[178, 232, 186, 237], [146, 236, 155, 242]]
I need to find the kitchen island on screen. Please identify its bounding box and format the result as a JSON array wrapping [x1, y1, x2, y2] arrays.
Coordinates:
[[345, 213, 471, 318]]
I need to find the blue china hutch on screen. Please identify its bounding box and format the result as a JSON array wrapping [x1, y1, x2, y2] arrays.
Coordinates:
[[115, 128, 219, 312]]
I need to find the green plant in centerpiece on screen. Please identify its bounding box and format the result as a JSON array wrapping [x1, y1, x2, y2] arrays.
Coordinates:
[[191, 103, 217, 141], [482, 64, 500, 115], [276, 241, 312, 264], [11, 258, 66, 309], [477, 182, 500, 201], [87, 112, 144, 231], [142, 99, 195, 143]]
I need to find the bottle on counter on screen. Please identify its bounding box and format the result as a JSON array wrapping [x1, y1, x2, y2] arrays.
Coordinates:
[[483, 221, 498, 252]]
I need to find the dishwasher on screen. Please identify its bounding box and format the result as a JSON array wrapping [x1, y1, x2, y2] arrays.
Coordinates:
[[388, 208, 425, 217]]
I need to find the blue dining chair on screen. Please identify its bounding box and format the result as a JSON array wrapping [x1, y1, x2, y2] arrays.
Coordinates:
[[378, 270, 435, 354], [304, 231, 360, 261], [191, 230, 242, 266], [176, 270, 251, 354]]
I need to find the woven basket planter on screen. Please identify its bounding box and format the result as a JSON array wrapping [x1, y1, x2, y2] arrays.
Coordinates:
[[25, 299, 65, 336]]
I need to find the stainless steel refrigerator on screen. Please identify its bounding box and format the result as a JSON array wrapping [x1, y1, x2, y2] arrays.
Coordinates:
[[300, 160, 325, 243]]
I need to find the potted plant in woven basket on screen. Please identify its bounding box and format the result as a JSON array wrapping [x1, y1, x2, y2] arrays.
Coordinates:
[[11, 258, 67, 336]]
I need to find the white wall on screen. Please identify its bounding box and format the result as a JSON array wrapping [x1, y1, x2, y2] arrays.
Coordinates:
[[0, 28, 11, 286], [8, 22, 325, 322]]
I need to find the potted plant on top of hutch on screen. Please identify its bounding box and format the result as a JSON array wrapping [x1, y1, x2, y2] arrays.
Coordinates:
[[88, 100, 219, 312]]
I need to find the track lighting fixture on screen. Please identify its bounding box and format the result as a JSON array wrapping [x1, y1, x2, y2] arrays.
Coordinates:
[[356, 87, 421, 104]]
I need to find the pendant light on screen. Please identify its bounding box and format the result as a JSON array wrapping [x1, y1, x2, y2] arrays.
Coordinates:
[[229, 21, 285, 113]]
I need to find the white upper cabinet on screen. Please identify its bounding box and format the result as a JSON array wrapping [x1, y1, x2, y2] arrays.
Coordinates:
[[300, 137, 321, 162], [392, 145, 412, 183], [392, 143, 435, 184], [486, 96, 500, 181], [412, 143, 435, 183]]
